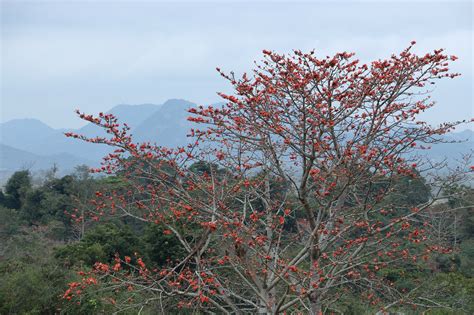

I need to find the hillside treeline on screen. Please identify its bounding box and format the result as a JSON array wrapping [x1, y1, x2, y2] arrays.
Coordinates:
[[0, 166, 473, 314]]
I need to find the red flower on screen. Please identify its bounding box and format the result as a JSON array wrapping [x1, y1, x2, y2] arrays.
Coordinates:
[[137, 258, 146, 269], [113, 262, 121, 271], [216, 151, 225, 160], [279, 216, 285, 225]]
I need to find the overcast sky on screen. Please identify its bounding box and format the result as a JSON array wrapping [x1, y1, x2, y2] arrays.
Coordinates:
[[1, 0, 473, 129]]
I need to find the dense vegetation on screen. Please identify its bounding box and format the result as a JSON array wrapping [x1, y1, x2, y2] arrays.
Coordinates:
[[0, 167, 179, 314], [0, 167, 472, 314]]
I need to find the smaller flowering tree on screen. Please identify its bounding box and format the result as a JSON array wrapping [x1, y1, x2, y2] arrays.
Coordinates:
[[64, 42, 472, 314]]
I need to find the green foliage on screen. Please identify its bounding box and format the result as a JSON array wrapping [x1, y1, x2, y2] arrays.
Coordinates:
[[435, 253, 461, 273], [0, 260, 70, 314], [420, 273, 474, 313], [327, 293, 372, 314], [1, 169, 100, 240], [2, 170, 31, 209], [55, 222, 186, 268], [392, 172, 431, 206], [142, 224, 186, 266], [377, 172, 431, 210], [0, 206, 23, 238], [189, 160, 221, 176], [0, 229, 72, 315], [21, 188, 46, 223], [0, 190, 6, 206], [56, 222, 142, 266], [459, 239, 474, 277]]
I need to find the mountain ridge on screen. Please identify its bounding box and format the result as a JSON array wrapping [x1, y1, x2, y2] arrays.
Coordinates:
[[1, 99, 472, 185], [0, 99, 199, 183]]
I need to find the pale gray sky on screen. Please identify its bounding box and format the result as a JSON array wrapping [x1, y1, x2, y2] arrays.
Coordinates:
[[1, 0, 473, 129]]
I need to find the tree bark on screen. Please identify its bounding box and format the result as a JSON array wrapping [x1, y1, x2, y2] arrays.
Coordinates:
[[309, 291, 322, 315]]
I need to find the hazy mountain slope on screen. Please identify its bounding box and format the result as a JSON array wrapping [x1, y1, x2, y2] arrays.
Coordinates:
[[1, 100, 472, 180], [132, 99, 197, 146], [26, 131, 110, 161], [0, 143, 95, 185], [0, 103, 163, 162], [0, 143, 93, 171], [0, 119, 57, 149], [78, 103, 161, 137], [421, 129, 473, 163]]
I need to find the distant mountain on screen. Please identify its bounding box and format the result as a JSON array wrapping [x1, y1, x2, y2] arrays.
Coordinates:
[[1, 99, 472, 185], [0, 100, 197, 181], [0, 143, 94, 184], [41, 102, 163, 161], [444, 129, 473, 142], [420, 129, 474, 163], [78, 103, 161, 137], [133, 99, 196, 146], [2, 127, 108, 162], [0, 103, 166, 162], [0, 119, 57, 149], [0, 143, 93, 170]]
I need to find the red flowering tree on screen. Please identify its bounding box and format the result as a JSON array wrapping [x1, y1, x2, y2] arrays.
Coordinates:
[[64, 43, 472, 313]]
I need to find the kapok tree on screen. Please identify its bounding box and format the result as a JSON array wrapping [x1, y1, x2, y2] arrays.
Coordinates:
[[64, 43, 472, 314]]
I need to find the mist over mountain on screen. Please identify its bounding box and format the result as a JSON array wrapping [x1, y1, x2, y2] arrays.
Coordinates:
[[1, 98, 472, 185], [77, 103, 162, 138], [0, 143, 95, 183], [0, 118, 57, 149], [420, 129, 474, 164], [133, 99, 196, 146], [0, 99, 198, 183], [0, 100, 189, 162], [0, 143, 94, 170]]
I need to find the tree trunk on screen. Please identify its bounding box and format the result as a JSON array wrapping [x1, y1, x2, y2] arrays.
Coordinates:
[[257, 290, 271, 314], [309, 291, 322, 315]]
